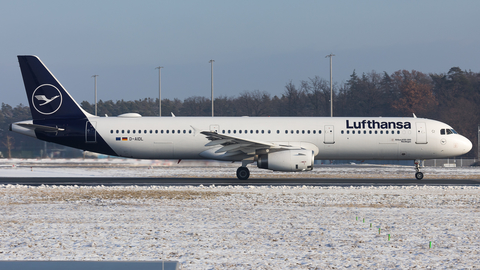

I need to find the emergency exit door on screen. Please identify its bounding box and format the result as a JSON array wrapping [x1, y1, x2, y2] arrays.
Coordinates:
[[324, 125, 335, 144]]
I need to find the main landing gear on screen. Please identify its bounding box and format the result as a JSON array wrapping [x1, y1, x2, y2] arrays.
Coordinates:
[[237, 158, 254, 180], [414, 159, 424, 180], [236, 167, 250, 180]]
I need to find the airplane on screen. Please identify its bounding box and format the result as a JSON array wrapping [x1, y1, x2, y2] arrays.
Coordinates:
[[10, 55, 472, 180]]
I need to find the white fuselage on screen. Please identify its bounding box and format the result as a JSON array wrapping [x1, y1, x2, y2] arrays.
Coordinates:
[[89, 116, 471, 161]]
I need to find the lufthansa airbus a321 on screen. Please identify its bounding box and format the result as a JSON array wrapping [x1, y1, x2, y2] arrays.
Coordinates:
[[10, 55, 472, 180]]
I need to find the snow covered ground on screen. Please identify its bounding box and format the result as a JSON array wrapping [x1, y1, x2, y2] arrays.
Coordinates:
[[0, 159, 479, 269]]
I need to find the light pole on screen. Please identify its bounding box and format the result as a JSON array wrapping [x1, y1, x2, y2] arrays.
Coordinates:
[[209, 60, 215, 117], [325, 54, 335, 117], [155, 66, 163, 117], [92, 75, 98, 116]]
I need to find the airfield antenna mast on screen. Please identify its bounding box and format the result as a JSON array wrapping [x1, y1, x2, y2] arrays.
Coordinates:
[[155, 66, 163, 117], [325, 54, 335, 117], [92, 75, 99, 116], [209, 60, 215, 117]]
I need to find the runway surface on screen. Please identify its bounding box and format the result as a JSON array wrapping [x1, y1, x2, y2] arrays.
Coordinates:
[[1, 177, 479, 186]]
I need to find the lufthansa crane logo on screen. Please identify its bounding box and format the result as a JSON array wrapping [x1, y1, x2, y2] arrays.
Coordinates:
[[32, 84, 63, 115]]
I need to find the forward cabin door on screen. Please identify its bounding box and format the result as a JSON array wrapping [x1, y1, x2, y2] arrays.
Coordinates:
[[324, 125, 335, 144], [415, 122, 427, 144]]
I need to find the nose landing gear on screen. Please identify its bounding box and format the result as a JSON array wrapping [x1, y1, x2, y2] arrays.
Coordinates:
[[414, 159, 424, 180]]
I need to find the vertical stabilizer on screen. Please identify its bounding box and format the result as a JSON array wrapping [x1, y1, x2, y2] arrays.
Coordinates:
[[17, 55, 91, 120]]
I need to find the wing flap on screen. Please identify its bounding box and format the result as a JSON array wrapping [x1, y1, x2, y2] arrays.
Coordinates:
[[200, 131, 281, 155]]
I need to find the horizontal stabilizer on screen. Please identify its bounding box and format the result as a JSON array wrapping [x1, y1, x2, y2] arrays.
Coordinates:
[[15, 122, 64, 132]]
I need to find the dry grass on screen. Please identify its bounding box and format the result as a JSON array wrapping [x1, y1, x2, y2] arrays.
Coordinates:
[[0, 188, 232, 204]]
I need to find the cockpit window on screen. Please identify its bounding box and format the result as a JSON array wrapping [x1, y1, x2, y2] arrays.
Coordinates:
[[441, 128, 457, 135]]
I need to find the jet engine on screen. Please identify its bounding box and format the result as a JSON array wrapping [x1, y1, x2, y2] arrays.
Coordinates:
[[257, 149, 314, 172]]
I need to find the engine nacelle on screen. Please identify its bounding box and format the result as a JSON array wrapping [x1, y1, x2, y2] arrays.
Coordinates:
[[257, 149, 314, 172]]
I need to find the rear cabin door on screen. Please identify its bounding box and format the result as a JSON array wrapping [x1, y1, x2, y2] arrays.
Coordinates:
[[85, 121, 97, 143], [415, 122, 427, 144]]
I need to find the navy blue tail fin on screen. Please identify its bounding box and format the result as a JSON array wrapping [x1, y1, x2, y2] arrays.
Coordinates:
[[18, 55, 90, 121]]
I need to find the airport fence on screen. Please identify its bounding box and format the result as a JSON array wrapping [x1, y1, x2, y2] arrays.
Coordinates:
[[423, 158, 477, 167]]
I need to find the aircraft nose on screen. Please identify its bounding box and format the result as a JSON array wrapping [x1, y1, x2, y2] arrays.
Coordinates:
[[459, 136, 473, 155]]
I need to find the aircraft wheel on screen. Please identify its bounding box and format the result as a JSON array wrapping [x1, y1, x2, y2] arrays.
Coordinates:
[[236, 167, 250, 180], [415, 172, 424, 180]]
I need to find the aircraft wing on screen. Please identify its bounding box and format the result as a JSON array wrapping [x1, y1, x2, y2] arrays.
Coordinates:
[[200, 131, 296, 155]]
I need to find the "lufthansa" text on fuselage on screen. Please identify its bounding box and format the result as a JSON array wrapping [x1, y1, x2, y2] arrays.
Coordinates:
[[346, 120, 412, 129]]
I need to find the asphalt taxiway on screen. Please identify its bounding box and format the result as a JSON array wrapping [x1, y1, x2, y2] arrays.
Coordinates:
[[0, 177, 479, 186]]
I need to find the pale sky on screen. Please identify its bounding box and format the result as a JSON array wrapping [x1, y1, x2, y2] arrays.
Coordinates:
[[1, 0, 479, 106]]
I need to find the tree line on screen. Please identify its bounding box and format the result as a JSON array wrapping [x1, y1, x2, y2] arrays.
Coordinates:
[[1, 67, 479, 158]]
